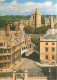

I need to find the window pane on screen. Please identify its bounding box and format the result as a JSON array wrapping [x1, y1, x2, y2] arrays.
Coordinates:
[[46, 55, 48, 59], [45, 48, 48, 52], [46, 43, 48, 45], [4, 50, 6, 53], [0, 57, 3, 60], [0, 63, 3, 68], [52, 43, 55, 45], [52, 55, 54, 60], [52, 48, 55, 52], [8, 49, 11, 53], [4, 56, 6, 60]]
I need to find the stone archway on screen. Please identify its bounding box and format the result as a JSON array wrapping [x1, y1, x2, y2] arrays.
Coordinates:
[[22, 53, 26, 58]]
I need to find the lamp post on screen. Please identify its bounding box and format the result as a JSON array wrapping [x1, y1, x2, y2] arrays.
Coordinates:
[[48, 68, 52, 80]]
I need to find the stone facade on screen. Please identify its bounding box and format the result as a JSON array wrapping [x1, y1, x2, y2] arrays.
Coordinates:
[[20, 20, 29, 27], [45, 15, 57, 27], [0, 24, 34, 69], [29, 9, 41, 28], [18, 9, 41, 29], [45, 18, 50, 26], [40, 17, 57, 64], [40, 29, 57, 64]]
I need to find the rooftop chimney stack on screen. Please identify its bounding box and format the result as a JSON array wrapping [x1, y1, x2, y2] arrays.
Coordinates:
[[15, 26, 18, 36], [6, 24, 10, 36]]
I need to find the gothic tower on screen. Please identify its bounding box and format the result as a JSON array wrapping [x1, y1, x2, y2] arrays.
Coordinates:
[[35, 9, 41, 28], [51, 16, 54, 29]]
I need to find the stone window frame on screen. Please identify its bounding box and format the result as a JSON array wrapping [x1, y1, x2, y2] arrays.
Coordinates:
[[45, 43, 48, 45], [45, 47, 48, 52], [52, 55, 55, 60], [52, 47, 55, 52], [52, 43, 55, 45], [46, 55, 48, 59]]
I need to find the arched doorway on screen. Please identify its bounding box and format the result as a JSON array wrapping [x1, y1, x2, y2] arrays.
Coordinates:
[[22, 53, 26, 58]]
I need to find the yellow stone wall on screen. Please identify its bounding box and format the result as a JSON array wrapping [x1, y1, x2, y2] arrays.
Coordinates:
[[40, 41, 56, 63], [30, 9, 41, 28]]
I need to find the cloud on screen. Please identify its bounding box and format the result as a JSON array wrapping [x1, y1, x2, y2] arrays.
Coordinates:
[[0, 1, 57, 15], [0, 0, 5, 2]]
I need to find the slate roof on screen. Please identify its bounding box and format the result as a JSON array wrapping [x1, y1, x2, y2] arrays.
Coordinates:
[[0, 30, 23, 48], [44, 34, 57, 39]]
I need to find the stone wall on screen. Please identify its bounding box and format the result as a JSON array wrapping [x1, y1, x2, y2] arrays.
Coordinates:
[[0, 78, 12, 80], [30, 34, 45, 39], [24, 77, 47, 80]]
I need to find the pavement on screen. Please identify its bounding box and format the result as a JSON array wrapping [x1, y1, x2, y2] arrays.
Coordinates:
[[0, 58, 26, 73], [35, 62, 57, 67], [0, 56, 57, 73], [19, 58, 36, 70]]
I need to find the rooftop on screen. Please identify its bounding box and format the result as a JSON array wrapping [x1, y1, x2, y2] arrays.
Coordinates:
[[44, 34, 57, 39]]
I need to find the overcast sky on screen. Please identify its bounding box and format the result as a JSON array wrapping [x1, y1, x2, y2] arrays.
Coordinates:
[[0, 0, 57, 15]]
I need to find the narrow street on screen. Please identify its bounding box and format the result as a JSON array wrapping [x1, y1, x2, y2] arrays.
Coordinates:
[[17, 52, 40, 71]]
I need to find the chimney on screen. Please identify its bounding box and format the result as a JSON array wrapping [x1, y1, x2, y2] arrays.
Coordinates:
[[15, 26, 18, 36], [6, 25, 10, 36], [51, 16, 54, 29]]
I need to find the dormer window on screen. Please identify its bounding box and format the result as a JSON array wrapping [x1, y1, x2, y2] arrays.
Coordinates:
[[0, 43, 3, 46]]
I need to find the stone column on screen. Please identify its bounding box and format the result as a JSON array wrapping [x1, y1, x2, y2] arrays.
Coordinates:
[[13, 70, 16, 80], [24, 69, 28, 80]]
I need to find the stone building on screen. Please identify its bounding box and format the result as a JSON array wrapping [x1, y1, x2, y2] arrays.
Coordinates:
[[20, 20, 29, 27], [45, 18, 50, 26], [14, 22, 19, 27], [45, 15, 57, 27], [29, 9, 41, 28], [40, 29, 57, 64], [0, 24, 34, 69], [19, 9, 41, 29], [40, 16, 57, 64]]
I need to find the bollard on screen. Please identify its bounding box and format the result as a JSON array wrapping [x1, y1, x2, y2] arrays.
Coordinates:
[[24, 69, 28, 80], [13, 70, 16, 80]]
